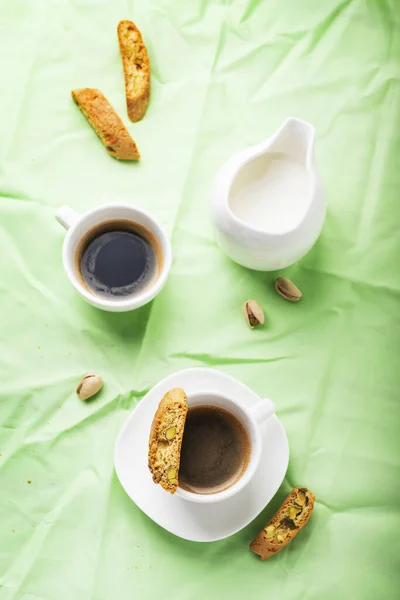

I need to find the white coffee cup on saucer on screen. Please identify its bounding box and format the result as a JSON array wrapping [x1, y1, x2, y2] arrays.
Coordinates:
[[175, 390, 275, 504], [56, 204, 172, 312]]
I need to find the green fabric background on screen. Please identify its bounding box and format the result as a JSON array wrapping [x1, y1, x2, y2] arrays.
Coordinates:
[[1, 0, 399, 598]]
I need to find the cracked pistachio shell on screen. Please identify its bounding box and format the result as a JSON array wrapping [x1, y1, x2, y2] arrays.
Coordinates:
[[274, 278, 302, 302], [242, 299, 265, 328], [76, 373, 103, 401]]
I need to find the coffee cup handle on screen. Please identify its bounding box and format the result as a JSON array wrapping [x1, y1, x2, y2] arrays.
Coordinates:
[[56, 205, 79, 231], [250, 398, 275, 424]]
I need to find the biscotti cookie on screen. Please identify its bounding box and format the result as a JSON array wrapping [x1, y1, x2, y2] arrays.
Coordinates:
[[148, 388, 188, 493], [117, 20, 150, 122], [250, 487, 315, 560], [71, 88, 140, 160]]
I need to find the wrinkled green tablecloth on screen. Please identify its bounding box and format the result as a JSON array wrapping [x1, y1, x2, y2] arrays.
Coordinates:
[[1, 1, 399, 598]]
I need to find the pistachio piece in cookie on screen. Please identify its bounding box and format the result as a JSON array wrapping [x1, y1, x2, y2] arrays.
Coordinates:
[[165, 426, 177, 440]]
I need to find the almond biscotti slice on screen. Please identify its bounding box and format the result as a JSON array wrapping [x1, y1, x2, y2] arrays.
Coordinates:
[[117, 20, 150, 122], [250, 487, 315, 560], [71, 88, 140, 160], [148, 388, 188, 493]]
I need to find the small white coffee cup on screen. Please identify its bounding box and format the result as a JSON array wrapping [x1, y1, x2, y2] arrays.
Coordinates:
[[175, 390, 275, 503], [56, 204, 172, 312]]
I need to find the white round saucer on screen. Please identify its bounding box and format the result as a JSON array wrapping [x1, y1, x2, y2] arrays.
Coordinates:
[[114, 368, 289, 542]]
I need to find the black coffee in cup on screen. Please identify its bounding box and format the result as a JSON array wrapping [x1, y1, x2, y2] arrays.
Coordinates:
[[179, 405, 251, 494], [75, 220, 162, 299]]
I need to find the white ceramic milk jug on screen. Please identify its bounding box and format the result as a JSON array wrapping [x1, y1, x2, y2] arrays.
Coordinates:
[[211, 118, 326, 271]]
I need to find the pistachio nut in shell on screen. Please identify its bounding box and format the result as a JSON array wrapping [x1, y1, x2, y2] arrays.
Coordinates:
[[76, 373, 103, 401], [274, 277, 302, 302], [242, 299, 265, 328]]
